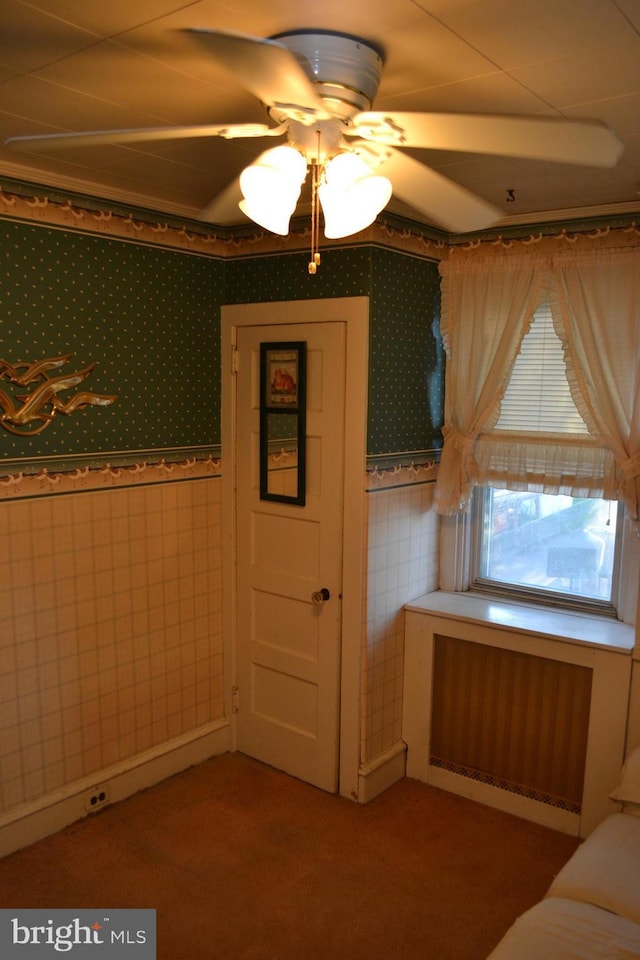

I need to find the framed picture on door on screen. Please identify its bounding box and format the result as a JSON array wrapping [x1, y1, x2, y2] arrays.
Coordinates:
[[260, 341, 306, 505]]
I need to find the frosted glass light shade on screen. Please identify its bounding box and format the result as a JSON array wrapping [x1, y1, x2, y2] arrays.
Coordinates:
[[238, 197, 298, 236], [323, 152, 370, 189], [319, 152, 392, 239], [239, 146, 307, 235]]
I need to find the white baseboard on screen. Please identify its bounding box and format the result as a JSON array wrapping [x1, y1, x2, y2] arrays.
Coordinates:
[[0, 719, 231, 859], [357, 741, 406, 803]]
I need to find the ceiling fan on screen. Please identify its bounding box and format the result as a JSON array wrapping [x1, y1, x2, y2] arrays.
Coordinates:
[[5, 28, 624, 241]]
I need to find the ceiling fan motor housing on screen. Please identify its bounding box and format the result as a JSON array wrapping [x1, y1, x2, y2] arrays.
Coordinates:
[[270, 31, 384, 122]]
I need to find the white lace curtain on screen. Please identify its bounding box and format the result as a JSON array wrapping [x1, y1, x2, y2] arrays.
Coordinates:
[[435, 248, 640, 522]]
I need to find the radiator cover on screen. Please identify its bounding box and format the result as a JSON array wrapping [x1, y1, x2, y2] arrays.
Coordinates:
[[402, 594, 633, 838]]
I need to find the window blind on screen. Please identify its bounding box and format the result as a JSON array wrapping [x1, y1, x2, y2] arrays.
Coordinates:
[[495, 304, 589, 435], [478, 305, 616, 498]]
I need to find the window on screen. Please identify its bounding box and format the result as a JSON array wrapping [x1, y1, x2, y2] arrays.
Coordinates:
[[437, 254, 640, 627], [468, 306, 624, 616], [471, 488, 622, 615]]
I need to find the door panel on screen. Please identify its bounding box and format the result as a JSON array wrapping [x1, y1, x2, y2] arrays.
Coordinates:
[[235, 321, 346, 791], [252, 513, 320, 579]]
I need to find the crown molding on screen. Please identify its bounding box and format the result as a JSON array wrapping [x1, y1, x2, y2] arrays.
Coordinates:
[[0, 160, 202, 223], [493, 199, 640, 229]]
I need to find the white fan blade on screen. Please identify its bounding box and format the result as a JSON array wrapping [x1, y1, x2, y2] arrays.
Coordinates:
[[350, 112, 623, 168], [185, 28, 330, 122], [356, 142, 502, 233], [5, 123, 285, 152], [199, 178, 244, 225], [199, 143, 290, 225]]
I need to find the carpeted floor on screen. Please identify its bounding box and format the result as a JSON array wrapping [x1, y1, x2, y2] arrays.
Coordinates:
[[0, 752, 580, 959]]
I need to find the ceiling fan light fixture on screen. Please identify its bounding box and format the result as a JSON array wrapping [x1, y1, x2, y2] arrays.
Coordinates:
[[319, 152, 392, 238], [239, 145, 307, 235]]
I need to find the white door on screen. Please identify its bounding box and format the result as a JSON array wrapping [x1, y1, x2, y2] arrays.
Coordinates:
[[235, 321, 346, 791]]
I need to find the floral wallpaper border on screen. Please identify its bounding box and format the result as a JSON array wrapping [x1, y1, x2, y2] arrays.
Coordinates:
[[0, 179, 449, 260], [0, 451, 441, 500], [366, 458, 438, 492], [3, 178, 640, 262], [0, 452, 221, 500]]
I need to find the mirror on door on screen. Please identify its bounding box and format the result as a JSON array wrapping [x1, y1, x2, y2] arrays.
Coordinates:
[[260, 341, 306, 505]]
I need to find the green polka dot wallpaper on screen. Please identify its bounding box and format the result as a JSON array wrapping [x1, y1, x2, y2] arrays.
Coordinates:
[[225, 246, 372, 302], [0, 214, 443, 472], [227, 245, 444, 459], [369, 248, 443, 457], [0, 220, 224, 467]]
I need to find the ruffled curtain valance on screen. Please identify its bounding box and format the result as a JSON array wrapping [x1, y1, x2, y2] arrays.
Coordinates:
[[435, 248, 640, 522], [474, 433, 617, 499]]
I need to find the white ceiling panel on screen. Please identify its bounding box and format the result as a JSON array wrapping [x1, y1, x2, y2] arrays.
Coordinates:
[[510, 41, 640, 110], [21, 0, 201, 36], [432, 0, 634, 68], [376, 71, 555, 115], [1, 0, 100, 72]]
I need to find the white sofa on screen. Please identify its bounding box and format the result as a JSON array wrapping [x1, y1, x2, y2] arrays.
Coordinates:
[[487, 749, 640, 959]]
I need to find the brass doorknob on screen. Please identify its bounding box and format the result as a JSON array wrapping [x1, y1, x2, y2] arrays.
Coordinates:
[[311, 587, 331, 605]]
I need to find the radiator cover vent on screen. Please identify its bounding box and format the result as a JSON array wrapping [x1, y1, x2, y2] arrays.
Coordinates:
[[429, 756, 581, 813]]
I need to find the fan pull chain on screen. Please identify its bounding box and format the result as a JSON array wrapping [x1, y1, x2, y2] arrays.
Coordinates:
[[308, 132, 322, 275], [308, 160, 319, 274]]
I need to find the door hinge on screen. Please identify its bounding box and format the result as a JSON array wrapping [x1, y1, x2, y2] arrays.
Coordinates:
[[231, 684, 239, 713], [231, 345, 239, 375]]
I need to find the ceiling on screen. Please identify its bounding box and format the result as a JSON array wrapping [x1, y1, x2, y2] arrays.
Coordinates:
[[1, 0, 640, 233]]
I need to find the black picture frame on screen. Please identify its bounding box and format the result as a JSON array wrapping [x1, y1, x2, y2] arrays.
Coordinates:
[[259, 341, 307, 505]]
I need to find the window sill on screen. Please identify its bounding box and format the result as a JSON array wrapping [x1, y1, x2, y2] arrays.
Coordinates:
[[404, 590, 635, 655]]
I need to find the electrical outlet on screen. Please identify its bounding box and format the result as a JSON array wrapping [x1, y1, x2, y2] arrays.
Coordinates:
[[85, 785, 110, 812]]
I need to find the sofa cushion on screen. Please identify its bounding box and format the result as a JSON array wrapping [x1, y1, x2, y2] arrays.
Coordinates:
[[610, 747, 640, 815], [487, 897, 640, 959], [547, 812, 640, 924]]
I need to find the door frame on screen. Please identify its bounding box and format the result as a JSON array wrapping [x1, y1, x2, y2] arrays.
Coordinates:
[[221, 297, 368, 800]]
